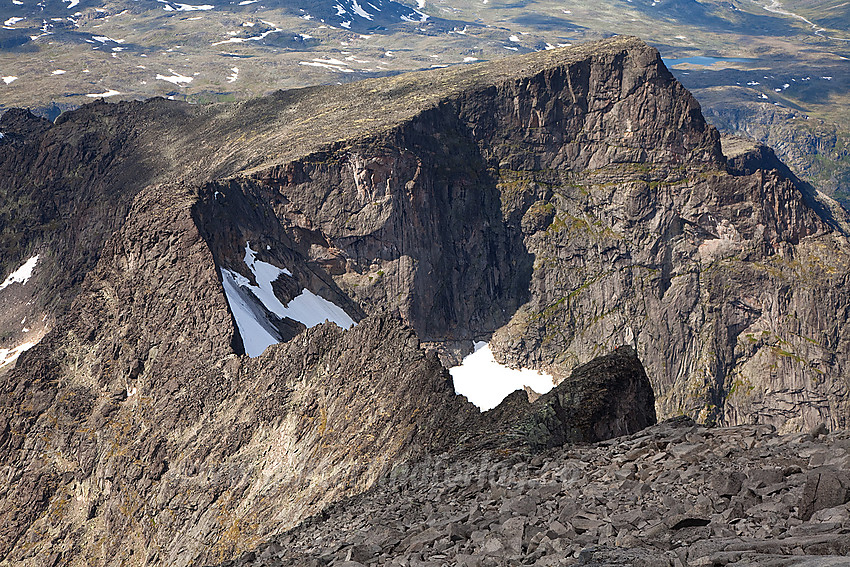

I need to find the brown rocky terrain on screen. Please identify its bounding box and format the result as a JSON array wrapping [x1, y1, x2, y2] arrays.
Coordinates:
[[223, 417, 850, 567], [0, 36, 849, 565]]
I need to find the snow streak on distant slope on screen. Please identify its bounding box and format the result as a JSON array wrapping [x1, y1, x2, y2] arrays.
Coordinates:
[[211, 21, 282, 45], [156, 70, 193, 84], [330, 0, 428, 28], [450, 341, 554, 411], [86, 90, 121, 97], [221, 243, 355, 357], [0, 255, 39, 292]]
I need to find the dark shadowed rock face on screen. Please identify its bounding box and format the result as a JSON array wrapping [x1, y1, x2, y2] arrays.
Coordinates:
[[522, 345, 657, 448], [180, 36, 849, 434], [476, 346, 656, 451], [0, 36, 848, 566]]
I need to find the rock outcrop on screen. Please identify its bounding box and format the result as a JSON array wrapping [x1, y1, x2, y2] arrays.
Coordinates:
[[0, 185, 654, 564], [490, 346, 656, 452], [701, 96, 850, 209], [0, 35, 849, 565]]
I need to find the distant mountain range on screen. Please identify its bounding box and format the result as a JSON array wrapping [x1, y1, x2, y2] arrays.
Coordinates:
[[1, 0, 848, 206]]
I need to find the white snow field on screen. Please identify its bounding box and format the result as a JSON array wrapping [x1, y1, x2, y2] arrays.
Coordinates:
[[220, 243, 355, 357], [86, 89, 121, 97], [0, 254, 39, 291], [450, 341, 555, 411]]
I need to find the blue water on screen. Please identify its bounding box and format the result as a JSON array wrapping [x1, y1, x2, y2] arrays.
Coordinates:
[[663, 56, 753, 67]]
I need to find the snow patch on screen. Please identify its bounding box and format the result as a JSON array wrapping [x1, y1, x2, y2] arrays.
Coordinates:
[[156, 70, 193, 84], [63, 0, 79, 8], [212, 23, 281, 45], [243, 241, 292, 280], [0, 255, 39, 291], [51, 69, 66, 75], [450, 341, 555, 411], [4, 16, 24, 25], [400, 9, 428, 22], [283, 289, 356, 329], [3, 76, 18, 84], [350, 0, 373, 19], [92, 35, 124, 43], [173, 3, 214, 10], [220, 268, 283, 357], [86, 89, 120, 97], [300, 59, 354, 72], [0, 341, 38, 371], [227, 67, 238, 83], [220, 242, 355, 357]]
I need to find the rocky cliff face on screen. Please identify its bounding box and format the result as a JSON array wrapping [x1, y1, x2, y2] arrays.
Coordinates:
[[0, 36, 848, 565], [183, 36, 847, 432], [0, 179, 471, 565], [701, 98, 850, 208]]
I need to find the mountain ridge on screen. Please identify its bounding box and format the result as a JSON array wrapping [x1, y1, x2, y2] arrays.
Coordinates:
[[0, 36, 849, 565]]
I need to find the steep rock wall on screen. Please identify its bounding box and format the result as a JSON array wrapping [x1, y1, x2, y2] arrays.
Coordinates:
[[187, 38, 850, 431], [0, 183, 477, 566]]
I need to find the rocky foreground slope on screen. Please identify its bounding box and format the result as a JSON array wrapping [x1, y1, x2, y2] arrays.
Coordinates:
[[1, 36, 850, 565], [225, 417, 850, 567]]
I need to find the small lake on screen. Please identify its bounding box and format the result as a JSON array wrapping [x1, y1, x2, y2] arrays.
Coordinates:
[[663, 56, 754, 67]]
